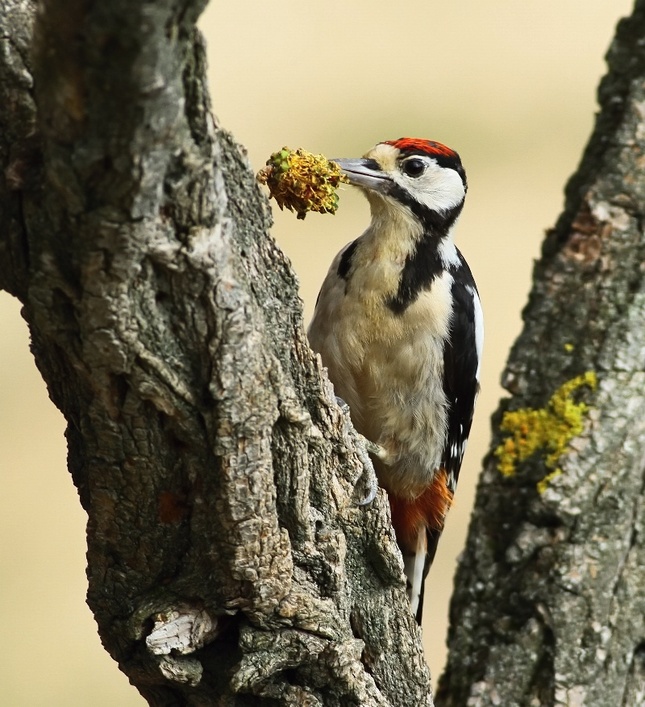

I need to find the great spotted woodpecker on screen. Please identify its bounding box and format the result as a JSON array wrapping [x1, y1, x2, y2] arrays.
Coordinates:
[[307, 138, 483, 622]]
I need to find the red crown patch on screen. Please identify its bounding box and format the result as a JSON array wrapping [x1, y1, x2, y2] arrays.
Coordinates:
[[384, 138, 458, 160]]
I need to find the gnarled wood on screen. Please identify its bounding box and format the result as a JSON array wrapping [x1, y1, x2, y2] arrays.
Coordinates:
[[0, 1, 431, 704]]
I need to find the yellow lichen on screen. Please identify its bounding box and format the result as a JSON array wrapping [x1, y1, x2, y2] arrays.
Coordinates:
[[536, 469, 562, 495], [257, 147, 348, 219], [494, 372, 597, 491]]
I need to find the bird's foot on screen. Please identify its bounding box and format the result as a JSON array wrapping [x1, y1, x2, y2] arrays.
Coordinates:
[[335, 396, 380, 505], [357, 433, 388, 461]]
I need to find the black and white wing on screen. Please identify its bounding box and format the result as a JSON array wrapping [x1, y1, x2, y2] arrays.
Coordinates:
[[442, 251, 483, 493]]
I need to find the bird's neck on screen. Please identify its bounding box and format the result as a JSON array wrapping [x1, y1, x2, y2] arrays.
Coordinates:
[[366, 194, 460, 260], [348, 202, 459, 314]]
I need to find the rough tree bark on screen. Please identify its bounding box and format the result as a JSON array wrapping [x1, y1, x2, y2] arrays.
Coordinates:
[[438, 3, 645, 706], [2, 1, 644, 706], [0, 1, 431, 705]]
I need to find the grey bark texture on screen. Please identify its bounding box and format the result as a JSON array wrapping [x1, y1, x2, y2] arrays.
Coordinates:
[[0, 1, 431, 705], [2, 0, 645, 706], [438, 2, 645, 706]]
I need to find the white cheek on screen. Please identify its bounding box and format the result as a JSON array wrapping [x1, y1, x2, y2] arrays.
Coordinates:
[[394, 168, 465, 215], [418, 169, 465, 214]]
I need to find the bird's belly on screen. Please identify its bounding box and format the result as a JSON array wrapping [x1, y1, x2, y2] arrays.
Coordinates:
[[327, 322, 449, 499], [309, 272, 454, 500], [360, 337, 448, 497]]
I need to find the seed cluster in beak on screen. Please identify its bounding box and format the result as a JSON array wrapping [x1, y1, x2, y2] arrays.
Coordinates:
[[257, 147, 348, 219]]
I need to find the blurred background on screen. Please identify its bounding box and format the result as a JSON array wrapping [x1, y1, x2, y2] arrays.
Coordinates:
[[0, 1, 634, 703]]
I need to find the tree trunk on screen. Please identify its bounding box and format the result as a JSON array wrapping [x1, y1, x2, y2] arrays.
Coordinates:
[[0, 1, 430, 704], [437, 2, 645, 706]]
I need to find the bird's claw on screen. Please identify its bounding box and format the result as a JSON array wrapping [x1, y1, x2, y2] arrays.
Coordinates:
[[335, 396, 380, 506], [335, 395, 351, 416], [353, 444, 380, 505], [357, 434, 388, 460]]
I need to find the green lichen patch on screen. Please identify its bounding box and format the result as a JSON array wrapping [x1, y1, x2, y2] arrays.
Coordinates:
[[257, 147, 348, 219], [494, 372, 597, 491]]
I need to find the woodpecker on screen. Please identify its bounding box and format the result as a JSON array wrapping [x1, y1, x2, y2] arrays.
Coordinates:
[[307, 138, 483, 622]]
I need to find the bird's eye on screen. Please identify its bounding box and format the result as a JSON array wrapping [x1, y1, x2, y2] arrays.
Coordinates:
[[402, 158, 426, 178]]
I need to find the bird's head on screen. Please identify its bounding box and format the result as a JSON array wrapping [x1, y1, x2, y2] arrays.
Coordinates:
[[334, 138, 467, 230]]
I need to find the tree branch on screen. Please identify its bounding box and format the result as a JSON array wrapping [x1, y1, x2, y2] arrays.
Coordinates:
[[438, 2, 645, 705]]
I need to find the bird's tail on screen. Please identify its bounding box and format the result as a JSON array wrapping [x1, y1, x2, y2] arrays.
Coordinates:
[[389, 470, 454, 623]]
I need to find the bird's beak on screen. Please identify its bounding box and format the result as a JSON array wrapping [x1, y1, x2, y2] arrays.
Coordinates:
[[332, 158, 389, 193]]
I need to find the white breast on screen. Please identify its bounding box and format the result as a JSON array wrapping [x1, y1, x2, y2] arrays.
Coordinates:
[[309, 256, 454, 499]]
